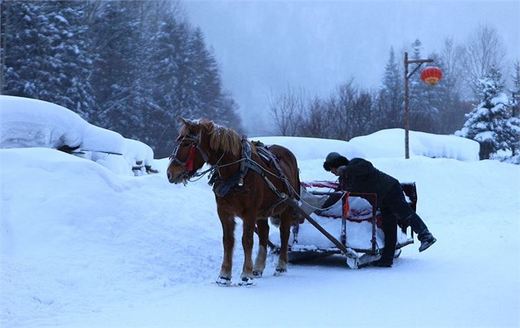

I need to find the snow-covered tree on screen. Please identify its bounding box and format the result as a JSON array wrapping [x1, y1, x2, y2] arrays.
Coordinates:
[[145, 17, 191, 156], [89, 1, 146, 133], [2, 1, 94, 118], [456, 67, 517, 159], [507, 61, 520, 159]]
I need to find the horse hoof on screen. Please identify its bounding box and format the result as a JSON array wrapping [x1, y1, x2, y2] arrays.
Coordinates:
[[216, 276, 232, 287], [253, 270, 263, 278], [238, 277, 255, 287], [274, 268, 287, 276]]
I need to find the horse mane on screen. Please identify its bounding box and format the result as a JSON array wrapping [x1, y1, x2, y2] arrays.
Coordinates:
[[181, 119, 242, 157], [207, 121, 242, 157]]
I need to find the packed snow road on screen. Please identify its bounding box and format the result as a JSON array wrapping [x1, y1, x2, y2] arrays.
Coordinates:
[[1, 135, 519, 327]]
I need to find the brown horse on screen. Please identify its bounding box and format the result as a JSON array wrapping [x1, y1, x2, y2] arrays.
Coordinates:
[[167, 118, 301, 286]]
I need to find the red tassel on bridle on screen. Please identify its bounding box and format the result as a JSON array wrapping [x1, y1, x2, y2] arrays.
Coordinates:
[[185, 145, 197, 171]]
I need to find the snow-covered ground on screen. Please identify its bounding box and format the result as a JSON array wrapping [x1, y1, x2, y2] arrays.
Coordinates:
[[1, 101, 519, 327]]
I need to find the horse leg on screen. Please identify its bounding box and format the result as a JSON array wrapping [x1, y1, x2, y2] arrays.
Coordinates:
[[253, 218, 269, 277], [275, 212, 291, 275], [217, 211, 235, 286], [240, 217, 255, 285]]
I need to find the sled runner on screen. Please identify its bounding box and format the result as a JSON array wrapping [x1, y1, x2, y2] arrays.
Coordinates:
[[269, 181, 417, 269]]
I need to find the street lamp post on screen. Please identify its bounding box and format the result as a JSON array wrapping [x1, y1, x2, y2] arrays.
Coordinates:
[[403, 52, 434, 159]]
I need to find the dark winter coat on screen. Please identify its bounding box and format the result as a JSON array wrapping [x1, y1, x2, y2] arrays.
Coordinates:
[[337, 158, 399, 207]]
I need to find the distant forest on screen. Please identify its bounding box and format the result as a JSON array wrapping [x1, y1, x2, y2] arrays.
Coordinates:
[[1, 0, 242, 157], [270, 32, 518, 142], [1, 2, 518, 159]]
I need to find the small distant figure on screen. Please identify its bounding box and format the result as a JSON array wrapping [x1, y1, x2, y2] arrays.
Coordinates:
[[323, 152, 437, 267]]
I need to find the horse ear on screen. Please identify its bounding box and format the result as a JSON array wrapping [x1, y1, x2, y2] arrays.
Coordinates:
[[178, 117, 196, 130]]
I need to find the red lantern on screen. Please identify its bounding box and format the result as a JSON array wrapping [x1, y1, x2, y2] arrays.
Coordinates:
[[420, 66, 443, 85]]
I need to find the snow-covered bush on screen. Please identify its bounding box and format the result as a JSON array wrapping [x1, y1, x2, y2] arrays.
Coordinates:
[[0, 95, 156, 175]]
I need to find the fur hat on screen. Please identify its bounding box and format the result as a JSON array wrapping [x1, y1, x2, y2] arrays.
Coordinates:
[[323, 152, 349, 171]]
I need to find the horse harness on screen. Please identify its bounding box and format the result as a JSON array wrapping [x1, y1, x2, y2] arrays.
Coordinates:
[[171, 132, 296, 212], [209, 139, 295, 206]]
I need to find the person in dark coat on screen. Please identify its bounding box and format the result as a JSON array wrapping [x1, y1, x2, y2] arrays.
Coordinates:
[[323, 152, 436, 267]]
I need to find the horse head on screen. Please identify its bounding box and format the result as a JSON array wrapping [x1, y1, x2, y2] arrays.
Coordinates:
[[167, 117, 243, 184], [166, 118, 210, 184]]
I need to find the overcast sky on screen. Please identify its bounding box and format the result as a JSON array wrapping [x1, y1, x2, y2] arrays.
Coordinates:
[[183, 0, 520, 135]]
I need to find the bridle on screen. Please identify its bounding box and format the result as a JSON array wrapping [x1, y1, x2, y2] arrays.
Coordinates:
[[169, 133, 210, 179]]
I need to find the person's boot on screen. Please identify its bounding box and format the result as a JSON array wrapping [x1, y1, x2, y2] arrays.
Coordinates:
[[371, 250, 393, 267], [407, 213, 436, 252], [372, 257, 393, 267], [418, 232, 437, 252]]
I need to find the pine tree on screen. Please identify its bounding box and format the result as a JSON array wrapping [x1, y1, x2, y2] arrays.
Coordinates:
[[89, 1, 146, 135], [146, 16, 193, 156], [378, 47, 403, 129], [188, 28, 217, 119], [507, 61, 520, 159], [2, 1, 94, 118], [456, 67, 515, 159], [216, 92, 243, 133], [50, 1, 95, 118]]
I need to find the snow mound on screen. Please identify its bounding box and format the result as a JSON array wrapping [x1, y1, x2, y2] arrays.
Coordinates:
[[252, 129, 479, 162], [0, 96, 155, 175], [249, 136, 364, 161], [0, 95, 87, 148], [349, 128, 480, 161]]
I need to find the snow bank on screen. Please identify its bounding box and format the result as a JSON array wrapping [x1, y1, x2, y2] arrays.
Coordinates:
[[252, 129, 479, 162], [250, 136, 365, 161], [0, 95, 87, 148], [349, 128, 480, 161], [0, 96, 155, 175]]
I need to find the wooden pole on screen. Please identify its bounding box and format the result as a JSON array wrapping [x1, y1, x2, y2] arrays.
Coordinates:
[[404, 52, 410, 159], [403, 52, 433, 159]]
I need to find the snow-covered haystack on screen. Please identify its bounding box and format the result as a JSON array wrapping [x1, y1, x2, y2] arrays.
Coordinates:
[[0, 96, 155, 175]]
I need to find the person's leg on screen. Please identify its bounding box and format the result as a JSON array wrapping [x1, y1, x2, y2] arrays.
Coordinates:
[[384, 183, 436, 252], [376, 207, 397, 266]]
